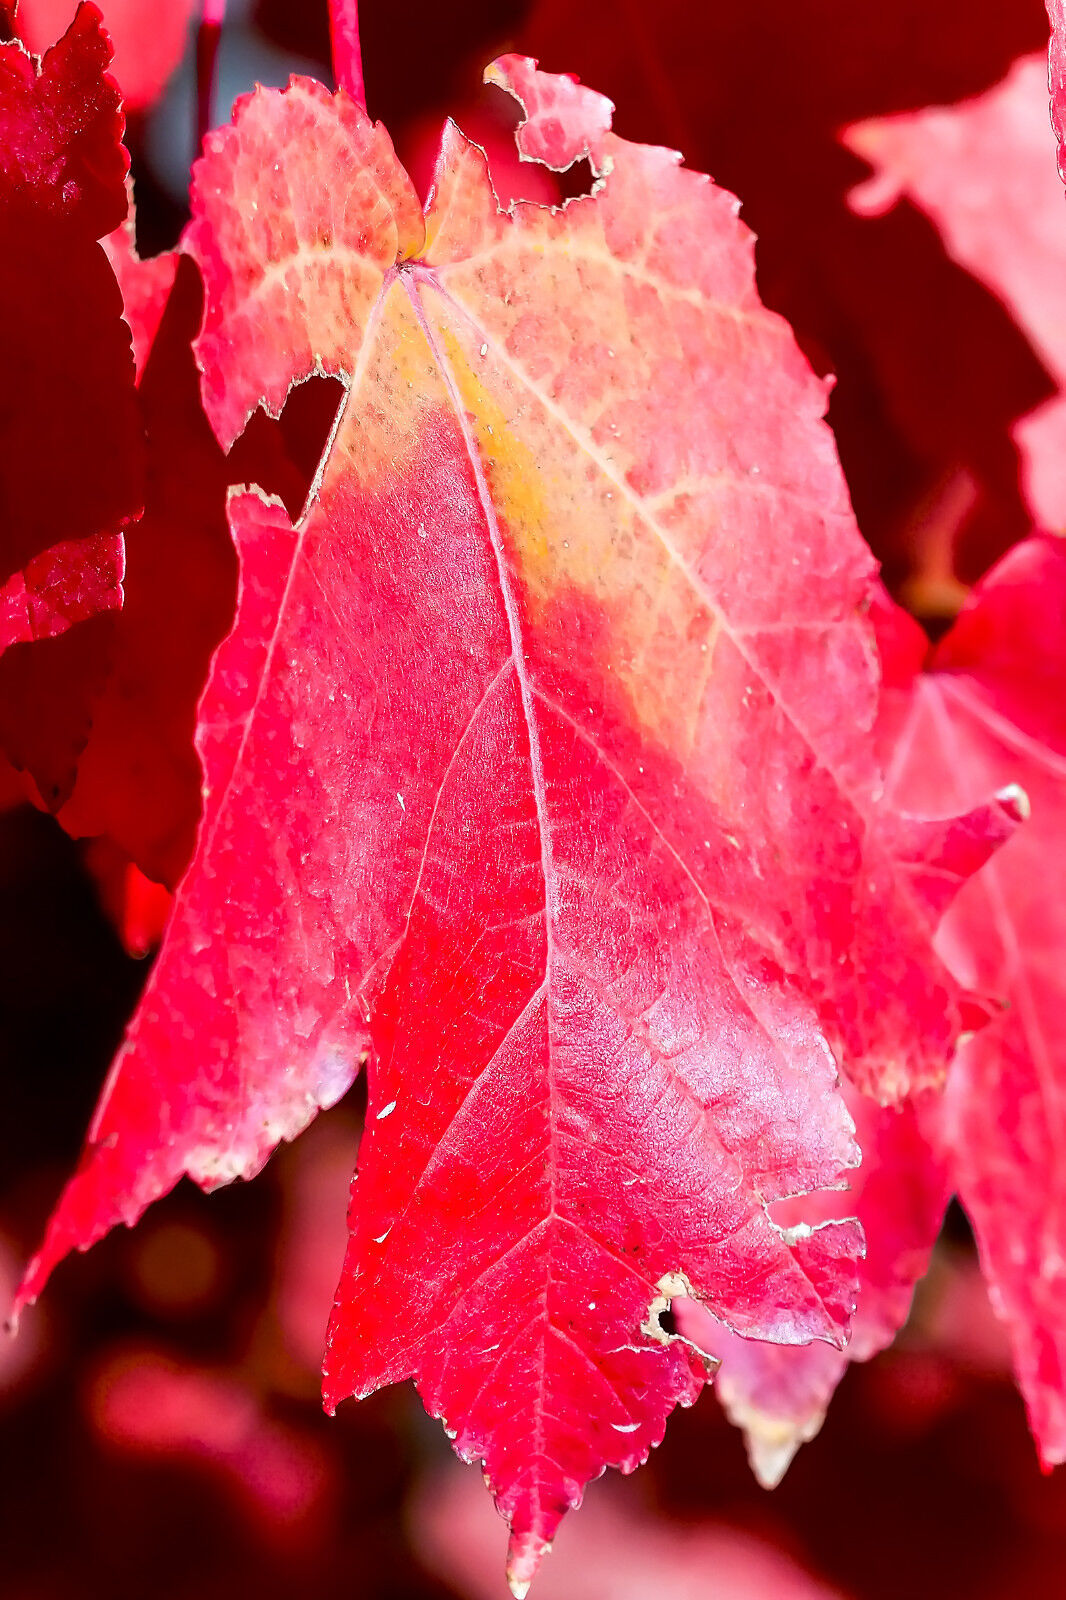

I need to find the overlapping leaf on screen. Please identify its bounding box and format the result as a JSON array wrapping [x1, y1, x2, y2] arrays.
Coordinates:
[[680, 1082, 948, 1484], [103, 208, 177, 377], [41, 185, 333, 891], [17, 0, 197, 110], [844, 51, 1066, 551], [48, 249, 238, 889], [0, 3, 143, 802], [827, 50, 1066, 1470], [883, 534, 1066, 1466], [17, 53, 1017, 1583]]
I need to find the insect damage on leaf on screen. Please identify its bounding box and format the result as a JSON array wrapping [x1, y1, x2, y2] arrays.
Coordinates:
[[17, 48, 1017, 1585], [639, 1269, 718, 1365]]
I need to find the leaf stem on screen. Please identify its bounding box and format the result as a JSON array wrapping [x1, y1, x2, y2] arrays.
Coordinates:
[[328, 0, 366, 111], [196, 0, 226, 150]]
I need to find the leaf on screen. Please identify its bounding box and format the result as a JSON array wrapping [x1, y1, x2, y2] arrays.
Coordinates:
[[0, 0, 128, 225], [0, 537, 124, 656], [49, 253, 239, 888], [0, 3, 143, 803], [82, 837, 173, 957], [678, 1083, 948, 1486], [883, 533, 1066, 1466], [103, 203, 178, 378], [18, 58, 1014, 1582], [1048, 0, 1066, 180], [17, 0, 199, 110], [844, 51, 1066, 556], [45, 206, 336, 890]]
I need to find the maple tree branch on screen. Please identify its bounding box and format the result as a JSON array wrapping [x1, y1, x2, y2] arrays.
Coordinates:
[[328, 0, 366, 110], [196, 0, 226, 151]]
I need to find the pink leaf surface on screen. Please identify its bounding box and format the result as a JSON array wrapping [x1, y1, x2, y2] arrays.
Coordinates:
[[18, 57, 1014, 1582], [844, 52, 1066, 535], [883, 533, 1066, 1466]]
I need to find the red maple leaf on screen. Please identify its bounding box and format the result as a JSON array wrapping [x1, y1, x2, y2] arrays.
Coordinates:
[[30, 184, 330, 894], [16, 0, 198, 111], [46, 247, 239, 890], [102, 205, 178, 377], [0, 3, 143, 803], [882, 533, 1066, 1468], [843, 49, 1066, 596], [46, 234, 342, 892], [15, 49, 1014, 1585]]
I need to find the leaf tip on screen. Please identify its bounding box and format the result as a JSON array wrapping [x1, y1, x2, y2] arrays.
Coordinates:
[[7, 1256, 50, 1337], [506, 1528, 550, 1598], [8, 1254, 44, 1333], [727, 1389, 828, 1488], [745, 1425, 806, 1490]]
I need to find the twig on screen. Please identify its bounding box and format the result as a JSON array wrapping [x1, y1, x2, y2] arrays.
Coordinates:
[[328, 0, 366, 111], [196, 0, 226, 150]]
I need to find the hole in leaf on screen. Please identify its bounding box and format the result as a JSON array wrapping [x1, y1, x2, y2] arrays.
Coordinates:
[[401, 83, 599, 210], [227, 373, 346, 523], [555, 157, 597, 203], [940, 1196, 977, 1250], [657, 1306, 680, 1338], [476, 82, 598, 208], [346, 1057, 370, 1128]]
